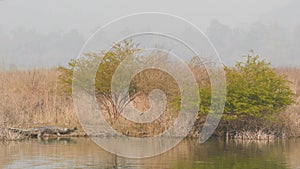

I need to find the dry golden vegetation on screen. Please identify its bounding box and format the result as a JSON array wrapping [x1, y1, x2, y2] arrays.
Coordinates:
[[1, 66, 300, 140], [96, 54, 211, 137], [102, 68, 182, 137], [276, 68, 300, 137], [0, 69, 78, 130]]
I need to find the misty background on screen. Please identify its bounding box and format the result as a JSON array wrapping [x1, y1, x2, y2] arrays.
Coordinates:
[[0, 0, 299, 68]]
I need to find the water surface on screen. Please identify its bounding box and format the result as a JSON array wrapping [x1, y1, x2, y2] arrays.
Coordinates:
[[0, 138, 299, 169]]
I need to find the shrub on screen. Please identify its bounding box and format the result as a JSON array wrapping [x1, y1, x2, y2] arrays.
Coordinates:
[[223, 55, 294, 121], [58, 40, 141, 119]]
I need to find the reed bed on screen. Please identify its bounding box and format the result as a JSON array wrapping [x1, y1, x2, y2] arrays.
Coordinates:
[[1, 67, 300, 140], [0, 69, 78, 130]]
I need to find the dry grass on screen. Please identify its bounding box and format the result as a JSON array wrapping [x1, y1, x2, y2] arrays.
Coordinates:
[[99, 56, 211, 137], [0, 69, 78, 130], [276, 68, 300, 96], [279, 100, 300, 137], [276, 68, 300, 137], [1, 66, 300, 140], [0, 127, 27, 141], [99, 68, 181, 137]]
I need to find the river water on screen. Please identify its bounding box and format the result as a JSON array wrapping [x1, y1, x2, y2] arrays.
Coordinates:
[[0, 138, 299, 169]]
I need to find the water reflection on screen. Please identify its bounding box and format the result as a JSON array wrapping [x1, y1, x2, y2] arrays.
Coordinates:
[[0, 138, 299, 169]]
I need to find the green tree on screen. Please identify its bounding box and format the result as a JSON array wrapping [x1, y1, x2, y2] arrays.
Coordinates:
[[197, 54, 294, 133], [224, 54, 294, 120], [58, 40, 141, 119]]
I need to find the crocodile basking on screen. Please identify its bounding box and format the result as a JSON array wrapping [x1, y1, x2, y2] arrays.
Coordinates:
[[7, 126, 77, 138]]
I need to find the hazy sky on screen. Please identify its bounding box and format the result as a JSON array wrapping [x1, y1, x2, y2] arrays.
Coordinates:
[[0, 0, 294, 35], [0, 0, 299, 68]]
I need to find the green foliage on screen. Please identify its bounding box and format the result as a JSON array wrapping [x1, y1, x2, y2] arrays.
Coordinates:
[[198, 85, 212, 115], [224, 55, 294, 120], [198, 54, 294, 122], [58, 40, 140, 97], [95, 40, 141, 97], [59, 42, 294, 126], [58, 40, 142, 118]]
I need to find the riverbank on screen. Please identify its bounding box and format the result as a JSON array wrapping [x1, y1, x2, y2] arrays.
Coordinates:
[[0, 127, 87, 141], [0, 125, 298, 142], [1, 68, 300, 141]]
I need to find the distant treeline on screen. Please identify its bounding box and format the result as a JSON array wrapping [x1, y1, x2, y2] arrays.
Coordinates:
[[1, 20, 300, 68]]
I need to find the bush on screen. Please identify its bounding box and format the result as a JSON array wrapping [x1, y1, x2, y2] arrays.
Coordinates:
[[59, 41, 294, 136], [58, 40, 185, 136], [197, 54, 295, 135], [224, 55, 294, 121], [58, 40, 141, 119]]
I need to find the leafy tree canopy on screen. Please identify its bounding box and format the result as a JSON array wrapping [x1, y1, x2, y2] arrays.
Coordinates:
[[220, 55, 293, 120]]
